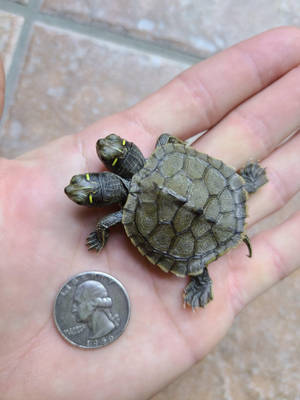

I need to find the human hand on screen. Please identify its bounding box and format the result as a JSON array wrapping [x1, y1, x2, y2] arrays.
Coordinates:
[[1, 27, 300, 400]]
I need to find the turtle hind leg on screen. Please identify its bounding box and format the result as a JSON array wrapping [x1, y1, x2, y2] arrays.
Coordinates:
[[87, 210, 122, 252], [240, 162, 268, 194], [184, 267, 213, 309]]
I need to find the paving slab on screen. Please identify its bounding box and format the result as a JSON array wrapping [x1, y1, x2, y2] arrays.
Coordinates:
[[0, 11, 23, 72], [0, 23, 188, 158], [41, 0, 300, 57]]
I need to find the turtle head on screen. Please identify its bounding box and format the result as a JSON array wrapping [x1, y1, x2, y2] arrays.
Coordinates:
[[96, 134, 127, 170], [64, 173, 103, 207], [96, 134, 145, 178]]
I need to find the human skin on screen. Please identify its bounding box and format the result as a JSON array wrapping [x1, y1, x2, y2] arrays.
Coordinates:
[[0, 27, 300, 400]]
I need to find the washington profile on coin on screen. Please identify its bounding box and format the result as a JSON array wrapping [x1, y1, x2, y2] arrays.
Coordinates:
[[54, 272, 130, 348]]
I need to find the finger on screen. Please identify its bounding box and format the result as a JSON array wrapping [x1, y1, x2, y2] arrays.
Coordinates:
[[247, 130, 300, 226], [39, 27, 300, 169], [228, 210, 300, 315], [194, 63, 300, 166], [127, 27, 300, 140], [24, 28, 300, 172]]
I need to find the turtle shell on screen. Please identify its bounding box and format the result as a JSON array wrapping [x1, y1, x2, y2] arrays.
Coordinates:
[[122, 143, 248, 277]]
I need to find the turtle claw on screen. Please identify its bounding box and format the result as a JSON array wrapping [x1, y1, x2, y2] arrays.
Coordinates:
[[184, 287, 213, 309], [183, 268, 213, 309], [86, 231, 107, 252]]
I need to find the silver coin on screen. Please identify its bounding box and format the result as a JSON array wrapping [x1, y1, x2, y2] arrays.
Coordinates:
[[54, 271, 130, 349]]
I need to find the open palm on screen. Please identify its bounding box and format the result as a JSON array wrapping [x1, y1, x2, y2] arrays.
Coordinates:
[[1, 28, 300, 400]]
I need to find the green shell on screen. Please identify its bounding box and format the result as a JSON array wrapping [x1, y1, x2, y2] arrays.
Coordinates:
[[122, 143, 248, 277]]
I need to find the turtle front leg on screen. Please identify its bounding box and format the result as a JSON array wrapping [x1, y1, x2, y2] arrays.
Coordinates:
[[184, 267, 213, 309], [239, 162, 268, 193], [87, 210, 123, 251]]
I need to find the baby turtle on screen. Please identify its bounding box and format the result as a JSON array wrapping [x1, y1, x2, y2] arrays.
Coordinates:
[[65, 134, 267, 309]]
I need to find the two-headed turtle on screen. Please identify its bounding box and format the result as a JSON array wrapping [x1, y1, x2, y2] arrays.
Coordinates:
[[65, 134, 267, 309]]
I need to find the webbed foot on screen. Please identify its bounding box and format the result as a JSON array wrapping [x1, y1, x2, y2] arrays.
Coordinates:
[[86, 211, 123, 252], [86, 230, 108, 252], [184, 268, 213, 309], [240, 162, 267, 194]]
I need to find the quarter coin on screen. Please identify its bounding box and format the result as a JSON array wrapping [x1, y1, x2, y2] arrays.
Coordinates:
[[54, 271, 130, 349]]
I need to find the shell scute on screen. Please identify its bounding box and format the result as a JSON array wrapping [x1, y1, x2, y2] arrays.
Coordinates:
[[195, 234, 217, 255], [173, 207, 195, 233], [212, 226, 234, 243], [207, 156, 222, 169], [185, 156, 208, 179], [157, 195, 178, 223], [165, 172, 189, 198], [217, 212, 236, 231], [204, 197, 220, 222], [169, 233, 195, 258], [171, 261, 189, 277], [188, 258, 204, 275], [236, 218, 245, 233], [160, 152, 184, 178], [229, 174, 243, 190], [232, 189, 247, 204], [145, 156, 158, 172], [157, 256, 174, 272], [188, 180, 209, 209], [219, 189, 235, 212], [219, 163, 235, 178], [148, 224, 174, 252], [191, 217, 211, 238], [136, 202, 158, 236], [205, 167, 227, 195]]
